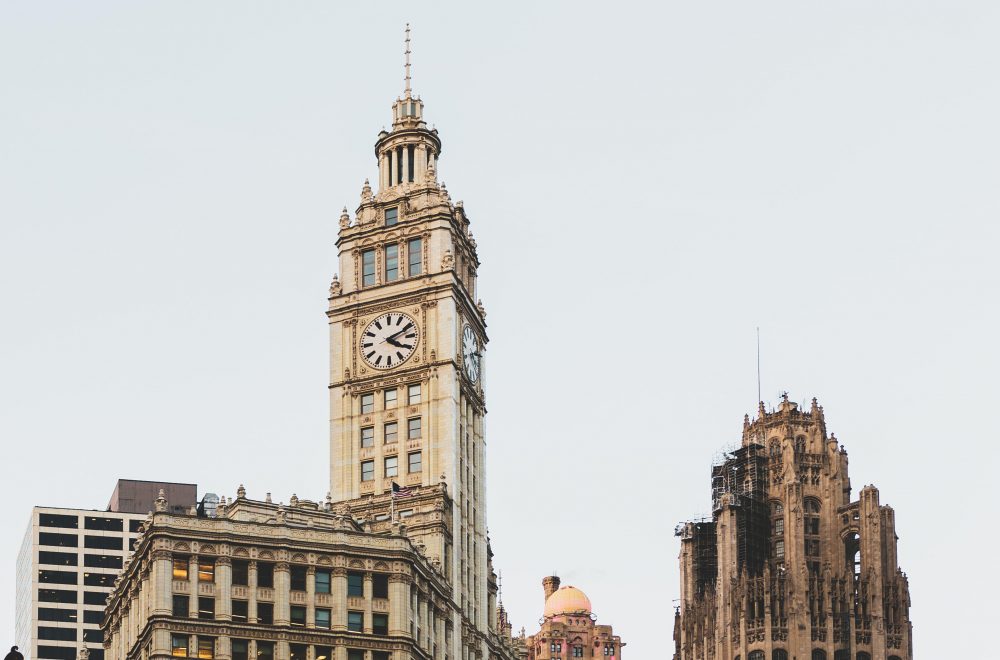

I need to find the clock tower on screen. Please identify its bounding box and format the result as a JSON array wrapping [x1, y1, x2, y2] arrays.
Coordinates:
[[327, 27, 501, 659]]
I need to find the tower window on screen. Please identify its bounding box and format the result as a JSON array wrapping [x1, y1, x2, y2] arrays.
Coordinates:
[[408, 417, 422, 439], [361, 460, 375, 482], [408, 238, 422, 276], [171, 634, 188, 657], [396, 147, 404, 184], [384, 207, 398, 226], [409, 451, 422, 474], [348, 610, 364, 632], [385, 244, 399, 282], [407, 383, 421, 405], [373, 612, 389, 635], [361, 427, 374, 448], [384, 422, 398, 444], [407, 145, 415, 183], [384, 388, 397, 407], [361, 393, 374, 413], [361, 249, 376, 287], [347, 572, 364, 596], [384, 455, 398, 478]]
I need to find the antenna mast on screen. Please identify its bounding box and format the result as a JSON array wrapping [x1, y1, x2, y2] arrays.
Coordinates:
[[756, 327, 761, 405], [404, 23, 412, 96]]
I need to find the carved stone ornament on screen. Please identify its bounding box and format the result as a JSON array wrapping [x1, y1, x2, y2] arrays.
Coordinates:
[[339, 207, 351, 229], [154, 489, 168, 512], [237, 484, 246, 499], [476, 299, 486, 320], [441, 249, 454, 271], [361, 178, 373, 202], [329, 274, 342, 297]]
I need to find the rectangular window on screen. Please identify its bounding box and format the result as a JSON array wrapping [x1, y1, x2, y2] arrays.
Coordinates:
[[315, 649, 333, 660], [408, 417, 422, 440], [231, 640, 248, 660], [361, 426, 375, 448], [231, 600, 248, 623], [38, 648, 77, 660], [85, 554, 122, 569], [361, 460, 375, 482], [362, 249, 376, 287], [290, 565, 307, 591], [39, 551, 77, 566], [372, 653, 390, 660], [408, 451, 422, 474], [82, 592, 106, 605], [39, 532, 78, 548], [315, 608, 331, 629], [573, 649, 584, 658], [38, 607, 77, 623], [128, 519, 144, 533], [83, 630, 103, 644], [408, 238, 422, 276], [315, 570, 331, 594], [347, 572, 364, 597], [39, 570, 76, 585], [774, 518, 784, 536], [384, 207, 398, 227], [372, 613, 388, 635], [173, 557, 189, 580], [198, 559, 215, 583], [198, 596, 215, 619], [257, 562, 274, 588], [347, 611, 364, 632], [173, 594, 189, 617], [347, 652, 364, 660], [231, 560, 248, 586], [289, 645, 307, 660], [83, 609, 103, 625], [372, 574, 389, 599], [83, 573, 115, 588], [384, 422, 398, 444], [361, 393, 374, 414], [257, 602, 274, 625], [385, 244, 399, 282], [84, 536, 123, 550], [407, 383, 421, 405], [256, 642, 273, 660], [197, 637, 214, 660], [40, 513, 78, 529], [290, 605, 306, 626], [171, 634, 188, 657], [775, 540, 785, 559], [384, 388, 397, 408], [39, 627, 76, 641], [806, 518, 820, 535], [384, 456, 398, 478], [84, 517, 122, 532]]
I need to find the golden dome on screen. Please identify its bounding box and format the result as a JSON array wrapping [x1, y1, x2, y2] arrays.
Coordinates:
[[543, 585, 592, 617]]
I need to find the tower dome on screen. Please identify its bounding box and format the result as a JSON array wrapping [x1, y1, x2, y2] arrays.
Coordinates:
[[543, 585, 592, 617]]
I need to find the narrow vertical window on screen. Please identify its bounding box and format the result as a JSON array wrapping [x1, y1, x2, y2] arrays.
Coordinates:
[[384, 207, 398, 227], [361, 460, 375, 482], [384, 388, 397, 408], [360, 393, 374, 414], [384, 456, 398, 478], [396, 147, 404, 184], [408, 417, 422, 440], [407, 238, 422, 276], [361, 427, 374, 448], [384, 422, 398, 444], [407, 145, 415, 183], [408, 451, 422, 474], [362, 249, 376, 287], [385, 244, 399, 282], [407, 383, 421, 405]]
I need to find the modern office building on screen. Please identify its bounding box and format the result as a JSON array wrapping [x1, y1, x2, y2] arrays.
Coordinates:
[[16, 481, 198, 660]]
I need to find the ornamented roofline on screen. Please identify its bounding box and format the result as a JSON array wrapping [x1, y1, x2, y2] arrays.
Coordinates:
[[742, 393, 828, 446]]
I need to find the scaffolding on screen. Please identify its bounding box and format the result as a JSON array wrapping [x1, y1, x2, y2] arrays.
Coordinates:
[[711, 441, 770, 576]]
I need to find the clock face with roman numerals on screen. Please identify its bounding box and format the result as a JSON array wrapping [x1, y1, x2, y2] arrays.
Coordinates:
[[360, 312, 419, 370]]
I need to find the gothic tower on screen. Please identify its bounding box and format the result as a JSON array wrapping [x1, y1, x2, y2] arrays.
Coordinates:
[[674, 396, 913, 660], [327, 27, 500, 659]]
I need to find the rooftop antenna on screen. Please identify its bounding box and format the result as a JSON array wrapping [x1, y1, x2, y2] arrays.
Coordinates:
[[756, 327, 762, 405], [404, 23, 412, 96]]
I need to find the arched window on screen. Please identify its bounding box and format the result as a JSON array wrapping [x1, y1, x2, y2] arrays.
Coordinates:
[[773, 650, 788, 660], [834, 651, 850, 660], [856, 653, 871, 660], [748, 652, 765, 660], [770, 500, 785, 563], [794, 436, 806, 453], [845, 532, 861, 581], [804, 497, 822, 575], [812, 651, 827, 660], [769, 439, 781, 456]]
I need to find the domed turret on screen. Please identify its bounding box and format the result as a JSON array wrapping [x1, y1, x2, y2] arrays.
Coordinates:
[[543, 585, 592, 617]]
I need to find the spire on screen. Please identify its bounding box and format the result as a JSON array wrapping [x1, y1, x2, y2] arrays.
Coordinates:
[[404, 23, 412, 97]]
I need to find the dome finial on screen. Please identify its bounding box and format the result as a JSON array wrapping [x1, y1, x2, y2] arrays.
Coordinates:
[[404, 24, 412, 97]]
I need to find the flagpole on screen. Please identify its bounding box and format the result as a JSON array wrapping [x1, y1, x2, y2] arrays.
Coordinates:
[[390, 485, 395, 524]]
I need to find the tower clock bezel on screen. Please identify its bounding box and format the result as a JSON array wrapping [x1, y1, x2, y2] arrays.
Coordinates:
[[359, 311, 420, 371], [462, 323, 481, 383]]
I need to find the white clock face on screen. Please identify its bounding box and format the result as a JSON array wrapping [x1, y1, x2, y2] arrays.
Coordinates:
[[462, 324, 480, 382], [360, 312, 419, 370]]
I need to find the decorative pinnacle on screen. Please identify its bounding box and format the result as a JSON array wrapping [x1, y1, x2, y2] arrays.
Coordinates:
[[404, 24, 412, 96]]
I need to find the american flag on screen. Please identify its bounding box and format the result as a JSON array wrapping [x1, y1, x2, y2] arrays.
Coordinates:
[[391, 482, 413, 498]]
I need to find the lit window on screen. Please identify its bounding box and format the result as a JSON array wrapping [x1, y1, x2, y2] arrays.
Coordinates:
[[408, 417, 422, 440], [408, 238, 422, 276], [197, 559, 214, 583], [384, 207, 398, 226], [408, 451, 422, 474], [362, 250, 376, 287], [384, 388, 397, 408], [315, 608, 331, 629], [407, 383, 421, 405], [171, 634, 188, 657], [361, 461, 375, 482], [172, 557, 189, 580], [361, 393, 374, 414], [347, 572, 364, 596], [385, 244, 399, 282], [197, 638, 214, 660], [347, 611, 364, 632], [384, 422, 398, 444], [361, 427, 374, 448], [384, 456, 398, 478]]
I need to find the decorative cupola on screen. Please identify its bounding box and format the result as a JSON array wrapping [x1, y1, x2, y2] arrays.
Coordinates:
[[374, 24, 441, 193]]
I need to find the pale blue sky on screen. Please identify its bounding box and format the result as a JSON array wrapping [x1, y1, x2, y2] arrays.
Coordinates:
[[1, 2, 998, 657]]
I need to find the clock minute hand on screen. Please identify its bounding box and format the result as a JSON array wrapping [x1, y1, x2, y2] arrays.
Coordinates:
[[386, 327, 410, 341]]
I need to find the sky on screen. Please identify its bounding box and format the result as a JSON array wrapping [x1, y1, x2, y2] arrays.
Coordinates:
[[1, 1, 998, 657]]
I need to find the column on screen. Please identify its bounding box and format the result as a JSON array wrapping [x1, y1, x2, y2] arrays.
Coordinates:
[[401, 145, 410, 184], [363, 573, 374, 633], [306, 567, 316, 629], [216, 557, 232, 621], [333, 649, 347, 660], [389, 149, 397, 187], [218, 636, 231, 660], [332, 568, 348, 631], [277, 641, 289, 660], [248, 561, 258, 623], [151, 551, 172, 615], [188, 556, 199, 617], [379, 154, 388, 190], [387, 575, 409, 635], [275, 562, 291, 626]]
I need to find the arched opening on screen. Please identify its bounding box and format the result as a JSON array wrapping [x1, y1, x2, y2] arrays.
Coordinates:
[[844, 532, 861, 582], [772, 650, 788, 660], [748, 652, 765, 660], [811, 651, 827, 660], [856, 653, 872, 660], [804, 497, 822, 575], [771, 500, 785, 565]]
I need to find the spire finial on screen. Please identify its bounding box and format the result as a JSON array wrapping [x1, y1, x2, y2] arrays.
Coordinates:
[[404, 23, 412, 96]]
